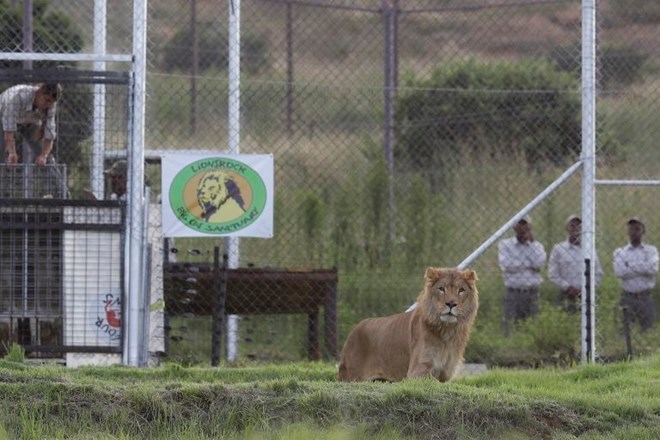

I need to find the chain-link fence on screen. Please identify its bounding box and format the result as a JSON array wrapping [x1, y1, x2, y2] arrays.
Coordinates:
[[1, 0, 658, 366]]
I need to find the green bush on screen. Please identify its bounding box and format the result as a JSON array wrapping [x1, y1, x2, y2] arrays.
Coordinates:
[[3, 343, 26, 363], [600, 46, 649, 86], [466, 302, 581, 366], [610, 0, 660, 24], [548, 44, 649, 87], [394, 59, 581, 187], [0, 0, 83, 69], [161, 22, 270, 74]]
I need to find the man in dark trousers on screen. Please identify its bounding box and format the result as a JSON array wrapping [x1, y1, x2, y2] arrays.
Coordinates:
[[613, 217, 659, 331], [498, 215, 546, 334], [548, 215, 603, 313]]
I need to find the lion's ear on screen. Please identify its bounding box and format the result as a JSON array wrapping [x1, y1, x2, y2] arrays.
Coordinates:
[[462, 269, 478, 283], [424, 267, 442, 280]]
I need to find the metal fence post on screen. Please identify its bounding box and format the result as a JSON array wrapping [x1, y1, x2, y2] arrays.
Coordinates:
[[211, 248, 227, 367], [286, 0, 294, 137], [581, 0, 597, 364], [382, 0, 398, 242]]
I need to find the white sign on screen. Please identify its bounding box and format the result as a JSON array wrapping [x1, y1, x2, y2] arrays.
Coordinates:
[[162, 153, 274, 238]]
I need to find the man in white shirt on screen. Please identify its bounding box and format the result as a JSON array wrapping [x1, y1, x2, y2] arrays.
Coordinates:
[[613, 217, 659, 331], [0, 83, 61, 167], [498, 216, 546, 334], [548, 215, 603, 313]]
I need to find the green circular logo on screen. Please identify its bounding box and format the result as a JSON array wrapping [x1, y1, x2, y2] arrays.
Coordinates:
[[169, 157, 267, 234]]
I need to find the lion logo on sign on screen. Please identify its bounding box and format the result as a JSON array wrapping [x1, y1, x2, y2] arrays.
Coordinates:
[[196, 170, 246, 223]]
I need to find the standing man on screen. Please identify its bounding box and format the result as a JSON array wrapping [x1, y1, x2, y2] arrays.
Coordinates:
[[0, 82, 62, 167], [498, 216, 546, 334], [104, 159, 128, 200], [613, 217, 659, 332], [85, 160, 128, 201], [548, 215, 603, 313]]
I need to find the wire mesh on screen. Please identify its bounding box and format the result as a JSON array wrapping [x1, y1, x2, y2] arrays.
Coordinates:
[[0, 0, 658, 366]]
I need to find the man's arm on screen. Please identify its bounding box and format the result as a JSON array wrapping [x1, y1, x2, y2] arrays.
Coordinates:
[[633, 246, 660, 276], [3, 131, 18, 165], [35, 138, 53, 166], [498, 240, 525, 273], [35, 103, 57, 167], [548, 246, 570, 290], [528, 241, 546, 269], [613, 248, 635, 279]]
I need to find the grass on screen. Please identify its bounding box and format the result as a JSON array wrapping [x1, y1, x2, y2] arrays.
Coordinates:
[[3, 350, 660, 438]]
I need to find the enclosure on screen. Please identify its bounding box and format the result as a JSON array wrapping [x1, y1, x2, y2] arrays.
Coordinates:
[[0, 0, 658, 366]]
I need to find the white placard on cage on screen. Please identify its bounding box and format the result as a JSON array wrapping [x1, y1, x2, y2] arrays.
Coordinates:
[[161, 153, 274, 238]]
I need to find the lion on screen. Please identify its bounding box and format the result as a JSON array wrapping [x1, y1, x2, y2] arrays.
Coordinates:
[[197, 170, 246, 223], [337, 267, 479, 382]]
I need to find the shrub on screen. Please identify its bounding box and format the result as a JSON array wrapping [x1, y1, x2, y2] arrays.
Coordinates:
[[3, 343, 26, 363], [394, 59, 581, 186], [161, 22, 270, 74], [548, 44, 649, 87], [609, 0, 660, 24], [0, 0, 83, 69]]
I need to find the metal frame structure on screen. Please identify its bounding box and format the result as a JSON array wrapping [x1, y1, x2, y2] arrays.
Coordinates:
[[0, 0, 148, 366]]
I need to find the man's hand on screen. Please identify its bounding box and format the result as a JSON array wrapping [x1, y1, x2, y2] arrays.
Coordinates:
[[526, 229, 535, 242], [35, 153, 48, 167], [83, 188, 98, 201], [36, 139, 54, 167], [5, 150, 18, 166], [566, 286, 581, 298]]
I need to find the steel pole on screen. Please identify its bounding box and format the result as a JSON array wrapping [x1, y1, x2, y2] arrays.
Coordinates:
[[226, 0, 241, 363], [124, 0, 148, 366], [580, 0, 597, 364]]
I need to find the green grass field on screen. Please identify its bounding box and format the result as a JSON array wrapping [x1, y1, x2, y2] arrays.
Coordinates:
[[2, 344, 660, 439]]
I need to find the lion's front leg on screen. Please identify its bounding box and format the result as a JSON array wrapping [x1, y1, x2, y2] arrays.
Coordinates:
[[406, 359, 432, 379], [407, 316, 433, 379], [432, 370, 451, 382], [406, 364, 431, 379]]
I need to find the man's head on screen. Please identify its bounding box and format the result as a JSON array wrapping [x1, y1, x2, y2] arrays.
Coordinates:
[[34, 83, 62, 113], [627, 217, 645, 246], [565, 215, 581, 245], [513, 215, 532, 243], [104, 160, 128, 196]]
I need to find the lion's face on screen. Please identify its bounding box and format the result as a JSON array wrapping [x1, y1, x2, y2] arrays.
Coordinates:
[[197, 170, 229, 213], [420, 268, 478, 326]]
